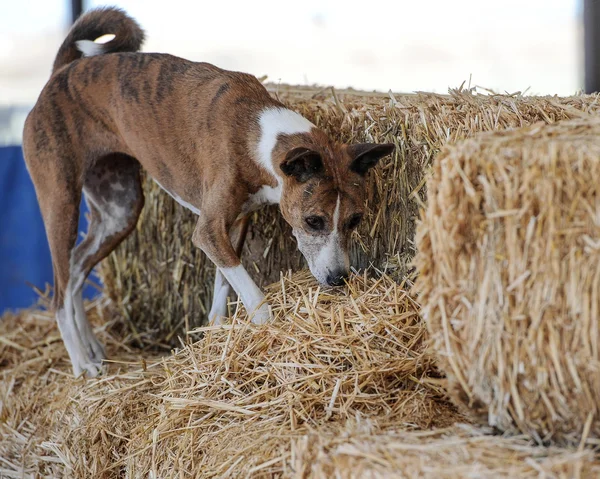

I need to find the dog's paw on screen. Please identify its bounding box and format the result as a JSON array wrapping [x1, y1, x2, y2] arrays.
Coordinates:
[[208, 304, 228, 325], [250, 303, 271, 325], [84, 335, 106, 363], [72, 359, 104, 378], [211, 314, 228, 326]]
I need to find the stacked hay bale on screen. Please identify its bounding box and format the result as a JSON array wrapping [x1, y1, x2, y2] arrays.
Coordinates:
[[3, 273, 600, 477], [415, 119, 600, 445], [0, 272, 457, 477], [98, 87, 600, 346], [294, 423, 600, 478]]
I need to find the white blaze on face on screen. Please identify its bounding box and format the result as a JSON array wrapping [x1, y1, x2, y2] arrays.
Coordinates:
[[294, 195, 350, 285]]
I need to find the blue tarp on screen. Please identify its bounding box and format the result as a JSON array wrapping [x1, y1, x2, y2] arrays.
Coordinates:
[[0, 145, 100, 313]]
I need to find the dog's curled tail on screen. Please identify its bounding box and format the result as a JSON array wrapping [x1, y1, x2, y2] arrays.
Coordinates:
[[52, 7, 145, 74]]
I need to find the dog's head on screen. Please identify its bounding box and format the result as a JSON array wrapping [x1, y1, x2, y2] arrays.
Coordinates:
[[278, 136, 395, 286]]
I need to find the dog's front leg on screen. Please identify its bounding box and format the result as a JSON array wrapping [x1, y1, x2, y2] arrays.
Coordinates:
[[209, 269, 230, 323], [193, 215, 270, 324], [209, 216, 250, 324]]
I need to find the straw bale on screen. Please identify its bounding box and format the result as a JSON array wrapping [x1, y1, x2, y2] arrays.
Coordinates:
[[295, 422, 600, 478], [98, 86, 600, 347], [0, 296, 157, 478], [3, 271, 600, 477], [415, 118, 600, 445], [1, 271, 457, 477]]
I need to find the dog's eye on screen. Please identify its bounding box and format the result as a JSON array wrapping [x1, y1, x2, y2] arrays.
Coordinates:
[[346, 214, 363, 230], [305, 216, 325, 231]]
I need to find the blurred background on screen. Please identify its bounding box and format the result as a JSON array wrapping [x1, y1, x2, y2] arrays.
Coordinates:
[[1, 0, 583, 114], [0, 0, 591, 311]]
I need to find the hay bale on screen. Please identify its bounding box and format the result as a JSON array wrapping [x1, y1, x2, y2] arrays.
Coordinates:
[[295, 422, 600, 478], [0, 297, 152, 478], [414, 118, 600, 445], [98, 86, 600, 346], [1, 272, 459, 477], [59, 272, 454, 477], [3, 271, 600, 477]]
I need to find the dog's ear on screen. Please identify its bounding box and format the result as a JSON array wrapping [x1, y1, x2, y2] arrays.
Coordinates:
[[280, 147, 324, 182], [347, 143, 395, 175]]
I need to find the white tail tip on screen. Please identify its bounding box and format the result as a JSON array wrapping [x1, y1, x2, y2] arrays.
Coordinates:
[[76, 40, 105, 57]]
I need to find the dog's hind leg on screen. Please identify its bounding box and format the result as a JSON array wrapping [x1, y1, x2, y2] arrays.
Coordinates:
[[33, 166, 102, 377], [209, 216, 250, 324], [70, 154, 144, 363], [32, 153, 143, 377]]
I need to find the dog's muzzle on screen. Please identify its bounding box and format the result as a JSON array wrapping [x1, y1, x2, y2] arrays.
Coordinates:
[[326, 270, 348, 287]]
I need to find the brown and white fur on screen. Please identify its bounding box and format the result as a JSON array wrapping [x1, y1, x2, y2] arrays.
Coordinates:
[[23, 8, 395, 377]]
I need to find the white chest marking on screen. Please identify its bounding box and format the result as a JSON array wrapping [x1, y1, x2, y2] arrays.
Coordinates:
[[153, 179, 201, 215], [242, 184, 283, 213], [256, 107, 314, 180]]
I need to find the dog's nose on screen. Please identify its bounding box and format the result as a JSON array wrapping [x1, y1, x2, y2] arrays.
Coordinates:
[[326, 271, 348, 286]]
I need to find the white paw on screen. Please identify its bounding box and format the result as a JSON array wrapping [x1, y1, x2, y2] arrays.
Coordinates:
[[208, 304, 228, 325], [211, 314, 227, 326], [250, 303, 272, 325], [83, 335, 106, 363], [72, 358, 104, 378]]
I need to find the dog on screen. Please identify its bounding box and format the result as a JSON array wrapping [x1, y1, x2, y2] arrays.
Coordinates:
[[23, 7, 395, 377]]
